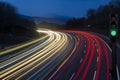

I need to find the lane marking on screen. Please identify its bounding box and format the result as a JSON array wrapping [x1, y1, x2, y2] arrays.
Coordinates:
[[93, 71, 96, 80], [97, 36, 120, 80], [97, 35, 111, 52], [84, 50, 86, 53], [90, 32, 120, 79], [97, 57, 99, 62], [69, 73, 75, 80], [48, 43, 77, 80], [117, 65, 120, 80], [80, 59, 83, 63], [95, 43, 97, 47], [84, 41, 86, 43], [97, 49, 98, 53]]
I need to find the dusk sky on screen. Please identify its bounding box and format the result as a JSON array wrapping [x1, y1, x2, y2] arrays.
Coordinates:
[[2, 0, 111, 18]]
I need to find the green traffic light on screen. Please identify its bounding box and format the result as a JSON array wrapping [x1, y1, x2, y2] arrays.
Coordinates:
[[110, 29, 117, 37]]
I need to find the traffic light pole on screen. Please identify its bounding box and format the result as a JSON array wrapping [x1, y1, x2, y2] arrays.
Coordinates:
[[111, 37, 117, 80], [109, 13, 118, 80]]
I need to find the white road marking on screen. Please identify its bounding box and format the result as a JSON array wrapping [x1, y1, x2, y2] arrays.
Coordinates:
[[84, 50, 86, 53], [93, 71, 96, 80], [97, 49, 98, 53], [48, 44, 77, 80], [117, 65, 120, 80], [97, 57, 99, 62], [69, 73, 75, 80], [90, 32, 120, 79], [95, 43, 97, 47], [80, 59, 83, 63], [97, 35, 120, 80], [84, 41, 86, 43]]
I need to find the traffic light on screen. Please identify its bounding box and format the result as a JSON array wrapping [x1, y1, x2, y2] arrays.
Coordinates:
[[110, 13, 118, 37], [109, 13, 118, 80], [110, 29, 117, 37]]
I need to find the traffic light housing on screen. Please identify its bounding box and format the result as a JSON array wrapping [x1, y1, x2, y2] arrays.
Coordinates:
[[110, 13, 118, 38], [109, 13, 118, 80]]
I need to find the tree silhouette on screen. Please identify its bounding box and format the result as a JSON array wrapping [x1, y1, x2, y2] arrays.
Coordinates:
[[0, 2, 37, 37], [65, 0, 120, 36]]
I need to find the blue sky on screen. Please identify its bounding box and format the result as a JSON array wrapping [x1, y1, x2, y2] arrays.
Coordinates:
[[2, 0, 111, 18]]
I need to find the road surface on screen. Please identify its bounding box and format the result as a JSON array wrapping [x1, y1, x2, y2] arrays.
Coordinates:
[[0, 29, 117, 80]]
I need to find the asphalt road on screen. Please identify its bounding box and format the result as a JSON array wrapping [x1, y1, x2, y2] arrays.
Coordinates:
[[0, 29, 118, 80]]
